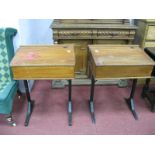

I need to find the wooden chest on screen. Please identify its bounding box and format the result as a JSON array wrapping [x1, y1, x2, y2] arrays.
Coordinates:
[[51, 19, 137, 77], [10, 45, 75, 80], [134, 19, 155, 48], [88, 45, 154, 79]]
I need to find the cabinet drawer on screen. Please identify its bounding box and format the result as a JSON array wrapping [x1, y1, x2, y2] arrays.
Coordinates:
[[144, 41, 155, 47], [146, 26, 155, 40]]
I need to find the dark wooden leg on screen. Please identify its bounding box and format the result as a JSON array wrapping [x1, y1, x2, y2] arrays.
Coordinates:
[[68, 80, 72, 126], [141, 78, 151, 98], [125, 79, 138, 120], [89, 76, 96, 123], [5, 114, 16, 126], [23, 80, 34, 126]]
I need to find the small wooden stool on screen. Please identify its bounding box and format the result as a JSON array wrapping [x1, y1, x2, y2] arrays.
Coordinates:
[[142, 47, 155, 112]]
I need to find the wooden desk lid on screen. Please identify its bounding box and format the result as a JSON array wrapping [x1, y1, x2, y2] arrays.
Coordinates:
[[11, 45, 75, 67], [89, 45, 155, 66]]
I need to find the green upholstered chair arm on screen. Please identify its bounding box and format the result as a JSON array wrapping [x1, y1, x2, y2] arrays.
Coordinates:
[[5, 28, 17, 79]]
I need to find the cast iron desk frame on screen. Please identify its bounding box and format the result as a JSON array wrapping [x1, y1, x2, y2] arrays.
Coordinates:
[[88, 45, 154, 123], [23, 79, 72, 126], [89, 76, 138, 123]]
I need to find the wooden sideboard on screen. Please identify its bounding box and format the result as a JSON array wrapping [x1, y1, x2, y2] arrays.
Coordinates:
[[134, 19, 155, 48], [50, 19, 137, 87], [134, 19, 155, 84]]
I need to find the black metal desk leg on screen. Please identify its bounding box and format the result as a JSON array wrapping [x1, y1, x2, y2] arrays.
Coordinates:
[[125, 79, 138, 120], [68, 80, 72, 126], [23, 80, 34, 126], [89, 76, 96, 123], [141, 78, 151, 98]]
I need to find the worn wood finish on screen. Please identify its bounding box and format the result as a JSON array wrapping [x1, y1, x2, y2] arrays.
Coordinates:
[[88, 45, 154, 79], [53, 19, 130, 24], [51, 19, 137, 77], [10, 45, 75, 80], [134, 20, 155, 84], [134, 19, 155, 48], [59, 39, 91, 75]]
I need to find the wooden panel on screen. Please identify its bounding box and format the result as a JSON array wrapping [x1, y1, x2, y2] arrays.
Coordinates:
[[89, 45, 154, 66], [93, 39, 129, 44], [58, 40, 90, 75], [134, 20, 155, 48], [52, 20, 136, 29], [53, 19, 130, 24], [146, 26, 155, 40], [144, 41, 155, 47], [10, 45, 75, 80], [95, 66, 153, 79], [10, 45, 75, 67], [57, 29, 92, 39], [51, 19, 137, 79], [134, 20, 147, 48], [88, 45, 155, 79], [11, 66, 74, 80]]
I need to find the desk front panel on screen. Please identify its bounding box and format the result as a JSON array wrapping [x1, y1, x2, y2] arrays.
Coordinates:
[[88, 45, 155, 79], [11, 66, 75, 80], [10, 45, 75, 80], [95, 65, 153, 79]]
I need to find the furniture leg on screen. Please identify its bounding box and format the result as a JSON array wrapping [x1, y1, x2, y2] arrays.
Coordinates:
[[141, 78, 155, 112], [89, 76, 96, 123], [17, 89, 22, 99], [5, 114, 16, 126], [68, 80, 72, 126], [125, 79, 138, 120], [23, 80, 34, 126], [141, 78, 151, 98]]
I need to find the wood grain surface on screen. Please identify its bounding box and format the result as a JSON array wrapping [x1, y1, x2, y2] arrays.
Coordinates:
[[88, 45, 155, 79], [10, 45, 75, 79]]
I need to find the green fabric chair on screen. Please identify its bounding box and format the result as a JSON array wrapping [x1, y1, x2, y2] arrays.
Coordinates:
[[0, 28, 17, 126]]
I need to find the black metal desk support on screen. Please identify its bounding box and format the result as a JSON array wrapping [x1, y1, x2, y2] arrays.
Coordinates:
[[141, 78, 151, 98], [68, 80, 72, 126], [89, 76, 96, 123], [141, 78, 155, 112], [24, 80, 34, 126], [125, 79, 138, 120]]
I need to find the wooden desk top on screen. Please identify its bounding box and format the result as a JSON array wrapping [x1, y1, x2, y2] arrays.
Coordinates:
[[11, 45, 75, 67], [10, 45, 75, 80], [88, 45, 155, 79], [89, 45, 154, 66]]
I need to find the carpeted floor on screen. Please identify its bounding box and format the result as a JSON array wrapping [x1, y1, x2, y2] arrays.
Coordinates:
[[0, 80, 155, 135]]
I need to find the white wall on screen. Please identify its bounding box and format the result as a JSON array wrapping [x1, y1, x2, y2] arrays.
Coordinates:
[[0, 19, 53, 92], [18, 19, 53, 45], [0, 19, 53, 50]]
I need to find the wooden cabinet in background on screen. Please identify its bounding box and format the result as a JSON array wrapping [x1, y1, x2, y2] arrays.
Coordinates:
[[134, 19, 155, 48], [51, 19, 137, 78]]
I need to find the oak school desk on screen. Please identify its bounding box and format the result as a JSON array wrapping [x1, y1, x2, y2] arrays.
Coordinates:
[[10, 45, 75, 126], [88, 45, 155, 123]]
